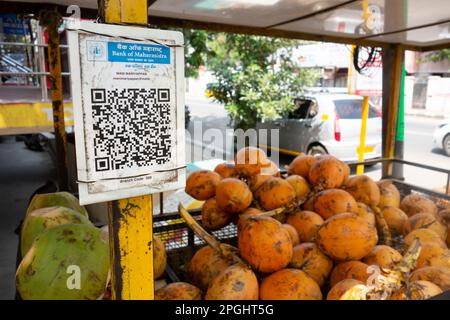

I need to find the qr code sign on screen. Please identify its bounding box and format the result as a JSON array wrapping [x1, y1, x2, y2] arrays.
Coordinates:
[[90, 88, 173, 172]]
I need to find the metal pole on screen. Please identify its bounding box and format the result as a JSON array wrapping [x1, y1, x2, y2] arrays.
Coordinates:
[[0, 71, 70, 76], [393, 63, 406, 180], [39, 10, 68, 190], [382, 0, 406, 179], [0, 41, 68, 48], [38, 25, 49, 101], [382, 45, 404, 178], [99, 0, 155, 300]]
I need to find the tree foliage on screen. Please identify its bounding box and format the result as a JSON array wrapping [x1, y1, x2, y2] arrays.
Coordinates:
[[185, 31, 320, 129], [183, 29, 210, 78]]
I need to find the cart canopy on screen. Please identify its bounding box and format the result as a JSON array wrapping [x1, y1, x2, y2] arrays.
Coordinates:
[[2, 0, 450, 51]]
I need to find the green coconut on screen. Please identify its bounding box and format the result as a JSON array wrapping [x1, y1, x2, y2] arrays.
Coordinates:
[[21, 206, 93, 257], [27, 192, 89, 218], [16, 224, 109, 300]]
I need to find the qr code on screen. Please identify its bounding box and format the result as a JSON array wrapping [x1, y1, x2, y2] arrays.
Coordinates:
[[90, 88, 172, 172]]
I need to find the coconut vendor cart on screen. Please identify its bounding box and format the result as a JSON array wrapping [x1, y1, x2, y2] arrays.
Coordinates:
[[2, 0, 450, 300]]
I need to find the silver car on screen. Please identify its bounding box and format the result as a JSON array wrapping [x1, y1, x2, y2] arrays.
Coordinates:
[[257, 93, 382, 162]]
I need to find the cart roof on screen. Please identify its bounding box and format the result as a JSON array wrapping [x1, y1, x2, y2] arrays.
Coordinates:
[[2, 0, 450, 51]]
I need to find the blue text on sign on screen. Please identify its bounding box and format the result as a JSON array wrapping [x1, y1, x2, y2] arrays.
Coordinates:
[[107, 41, 170, 64]]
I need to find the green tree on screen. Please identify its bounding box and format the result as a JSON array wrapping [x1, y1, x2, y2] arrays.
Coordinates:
[[183, 29, 211, 78], [420, 49, 450, 63], [203, 33, 320, 129]]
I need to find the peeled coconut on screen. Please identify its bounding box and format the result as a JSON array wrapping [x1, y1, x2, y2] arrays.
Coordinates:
[[409, 266, 450, 291], [201, 198, 231, 231], [205, 263, 259, 300], [260, 268, 322, 300], [377, 180, 401, 208], [415, 243, 450, 270], [390, 280, 442, 300], [287, 155, 316, 179], [282, 224, 300, 246], [248, 174, 271, 192], [260, 160, 280, 176], [289, 242, 333, 287], [255, 177, 296, 211], [344, 175, 380, 206], [381, 206, 408, 235], [403, 213, 447, 241], [312, 189, 358, 220], [355, 202, 376, 226], [185, 170, 221, 200], [285, 175, 310, 201], [155, 282, 202, 300], [327, 279, 364, 300], [316, 213, 378, 261], [216, 178, 253, 214], [238, 216, 293, 273], [286, 210, 323, 242], [16, 224, 109, 300], [308, 156, 346, 190], [187, 244, 238, 290], [153, 236, 167, 279], [234, 147, 271, 176], [400, 194, 438, 218], [329, 261, 370, 288], [403, 229, 447, 250], [20, 206, 93, 257], [361, 245, 402, 268], [27, 192, 88, 218], [214, 162, 236, 179]]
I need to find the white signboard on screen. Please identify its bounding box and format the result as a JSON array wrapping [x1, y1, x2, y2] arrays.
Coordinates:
[[68, 21, 185, 205]]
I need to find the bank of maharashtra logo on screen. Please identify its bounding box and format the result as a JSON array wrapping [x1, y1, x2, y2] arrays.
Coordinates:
[[87, 41, 107, 61]]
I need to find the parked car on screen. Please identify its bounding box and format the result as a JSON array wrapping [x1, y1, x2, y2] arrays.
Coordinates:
[[256, 93, 382, 162], [432, 118, 450, 156]]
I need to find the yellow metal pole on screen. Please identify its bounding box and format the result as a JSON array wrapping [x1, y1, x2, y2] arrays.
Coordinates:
[[357, 96, 369, 174], [39, 10, 68, 191], [99, 0, 154, 300], [382, 45, 404, 178]]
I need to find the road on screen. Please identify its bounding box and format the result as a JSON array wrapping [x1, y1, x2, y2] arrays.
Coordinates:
[[186, 97, 450, 191]]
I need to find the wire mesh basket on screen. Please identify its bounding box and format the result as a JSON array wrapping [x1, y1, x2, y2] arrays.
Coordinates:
[[153, 179, 450, 283]]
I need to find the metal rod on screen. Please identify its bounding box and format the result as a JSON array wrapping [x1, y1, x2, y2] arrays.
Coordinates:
[[356, 96, 369, 175], [159, 192, 164, 215], [40, 10, 68, 191], [0, 71, 70, 76], [393, 158, 450, 175], [393, 180, 450, 202], [37, 25, 48, 101], [348, 157, 450, 175], [0, 41, 69, 48]]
